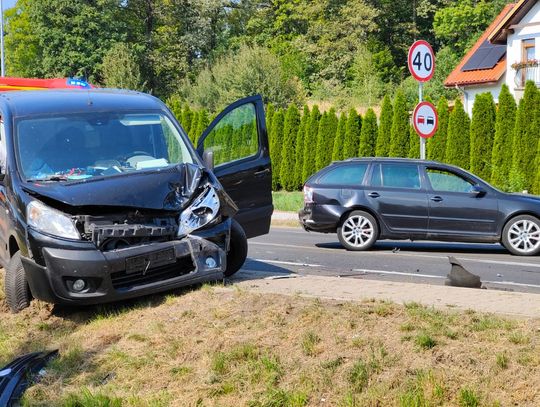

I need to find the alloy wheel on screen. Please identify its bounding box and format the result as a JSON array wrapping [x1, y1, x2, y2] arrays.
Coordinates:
[[341, 215, 375, 248], [507, 219, 540, 254]]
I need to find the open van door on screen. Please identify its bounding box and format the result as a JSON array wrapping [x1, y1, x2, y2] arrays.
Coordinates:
[[197, 95, 273, 238]]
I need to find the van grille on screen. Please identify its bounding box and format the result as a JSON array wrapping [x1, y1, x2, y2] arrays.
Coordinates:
[[111, 256, 195, 291]]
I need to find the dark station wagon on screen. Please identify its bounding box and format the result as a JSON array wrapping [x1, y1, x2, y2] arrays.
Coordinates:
[[0, 90, 272, 312], [299, 158, 540, 256]]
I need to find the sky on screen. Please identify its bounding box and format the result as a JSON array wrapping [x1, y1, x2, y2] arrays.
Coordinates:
[[3, 0, 16, 9]]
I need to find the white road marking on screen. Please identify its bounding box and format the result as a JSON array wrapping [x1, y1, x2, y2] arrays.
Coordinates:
[[352, 268, 445, 279], [484, 280, 540, 289], [252, 258, 322, 268], [250, 241, 540, 268]]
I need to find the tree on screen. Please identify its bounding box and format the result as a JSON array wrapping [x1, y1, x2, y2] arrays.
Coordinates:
[[280, 105, 301, 191], [269, 109, 285, 190], [101, 43, 144, 90], [491, 85, 516, 189], [344, 108, 362, 159], [389, 90, 409, 157], [359, 108, 378, 157], [434, 0, 509, 56], [445, 98, 470, 169], [332, 112, 348, 161], [470, 93, 496, 180], [294, 105, 311, 189], [427, 97, 449, 162], [181, 104, 195, 138], [533, 139, 540, 195], [303, 105, 322, 180], [512, 81, 540, 192], [265, 103, 276, 139], [193, 109, 210, 144], [315, 109, 338, 171], [4, 0, 40, 77], [180, 44, 304, 112], [376, 95, 393, 157], [408, 126, 420, 159], [18, 0, 127, 81]]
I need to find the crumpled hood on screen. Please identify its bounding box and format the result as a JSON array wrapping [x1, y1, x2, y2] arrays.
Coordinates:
[[22, 163, 203, 211]]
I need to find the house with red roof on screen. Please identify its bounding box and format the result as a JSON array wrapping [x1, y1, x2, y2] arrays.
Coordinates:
[[445, 0, 540, 115]]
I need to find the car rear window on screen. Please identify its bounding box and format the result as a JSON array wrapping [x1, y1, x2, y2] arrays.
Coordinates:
[[318, 164, 368, 185], [371, 163, 421, 189]]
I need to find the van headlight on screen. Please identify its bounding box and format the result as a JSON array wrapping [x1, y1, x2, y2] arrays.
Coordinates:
[[27, 200, 80, 240], [178, 186, 220, 236]]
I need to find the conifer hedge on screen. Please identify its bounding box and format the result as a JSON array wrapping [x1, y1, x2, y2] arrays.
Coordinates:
[[445, 99, 470, 170], [470, 92, 496, 181], [491, 85, 516, 189], [376, 95, 393, 157], [427, 97, 448, 162], [280, 104, 301, 191], [302, 105, 321, 181], [343, 108, 362, 159], [359, 108, 377, 157]]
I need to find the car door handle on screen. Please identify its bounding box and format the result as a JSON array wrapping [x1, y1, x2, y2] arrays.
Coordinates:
[[254, 168, 270, 177], [430, 196, 443, 202], [368, 192, 380, 198]]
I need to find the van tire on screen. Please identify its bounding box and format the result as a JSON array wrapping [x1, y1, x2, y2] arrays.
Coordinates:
[[5, 251, 32, 313], [224, 220, 247, 277]]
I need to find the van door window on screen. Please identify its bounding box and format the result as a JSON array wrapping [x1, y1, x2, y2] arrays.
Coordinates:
[[201, 104, 258, 167]]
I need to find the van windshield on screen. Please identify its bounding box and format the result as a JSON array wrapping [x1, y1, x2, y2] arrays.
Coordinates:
[[15, 112, 194, 182]]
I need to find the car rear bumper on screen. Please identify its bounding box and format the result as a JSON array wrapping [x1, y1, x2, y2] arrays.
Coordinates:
[[22, 234, 225, 306], [298, 205, 342, 233]]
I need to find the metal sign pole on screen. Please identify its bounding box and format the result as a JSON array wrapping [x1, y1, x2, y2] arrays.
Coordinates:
[[419, 82, 425, 160]]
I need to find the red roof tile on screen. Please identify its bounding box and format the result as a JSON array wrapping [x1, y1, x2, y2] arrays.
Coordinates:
[[444, 3, 515, 88]]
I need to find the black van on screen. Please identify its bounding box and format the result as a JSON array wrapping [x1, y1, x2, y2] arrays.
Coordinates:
[[0, 90, 272, 312]]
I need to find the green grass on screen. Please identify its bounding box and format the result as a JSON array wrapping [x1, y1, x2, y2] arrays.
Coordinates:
[[272, 191, 304, 212]]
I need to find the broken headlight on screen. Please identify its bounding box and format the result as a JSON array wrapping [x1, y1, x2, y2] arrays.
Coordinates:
[[27, 200, 80, 240], [178, 186, 220, 236]]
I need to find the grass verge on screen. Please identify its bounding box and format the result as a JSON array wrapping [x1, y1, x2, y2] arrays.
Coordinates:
[[0, 280, 539, 406], [272, 191, 303, 212]]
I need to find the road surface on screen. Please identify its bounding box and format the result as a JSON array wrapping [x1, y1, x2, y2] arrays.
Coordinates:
[[240, 226, 540, 294]]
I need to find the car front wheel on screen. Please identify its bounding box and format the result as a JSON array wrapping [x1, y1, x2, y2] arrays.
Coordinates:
[[502, 215, 540, 256], [337, 210, 378, 251], [5, 251, 32, 313], [224, 219, 248, 277]]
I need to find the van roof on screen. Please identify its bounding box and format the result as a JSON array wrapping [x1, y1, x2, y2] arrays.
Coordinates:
[[0, 89, 164, 118]]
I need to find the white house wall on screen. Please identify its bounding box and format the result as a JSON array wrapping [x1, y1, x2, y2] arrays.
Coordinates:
[[462, 77, 504, 117], [505, 1, 540, 96]]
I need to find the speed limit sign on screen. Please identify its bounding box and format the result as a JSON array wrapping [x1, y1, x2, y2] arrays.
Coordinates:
[[408, 40, 435, 82]]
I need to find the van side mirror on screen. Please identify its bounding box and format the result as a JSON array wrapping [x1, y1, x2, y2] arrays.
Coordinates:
[[202, 149, 214, 171]]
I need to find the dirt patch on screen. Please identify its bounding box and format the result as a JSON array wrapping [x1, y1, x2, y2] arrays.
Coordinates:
[[0, 285, 537, 406]]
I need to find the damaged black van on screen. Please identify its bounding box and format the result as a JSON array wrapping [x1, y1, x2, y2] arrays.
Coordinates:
[[0, 90, 272, 312]]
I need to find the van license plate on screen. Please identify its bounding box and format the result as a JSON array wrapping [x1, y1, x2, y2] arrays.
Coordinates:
[[126, 248, 176, 274]]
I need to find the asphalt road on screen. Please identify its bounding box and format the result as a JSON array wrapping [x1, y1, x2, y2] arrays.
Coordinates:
[[242, 226, 540, 294]]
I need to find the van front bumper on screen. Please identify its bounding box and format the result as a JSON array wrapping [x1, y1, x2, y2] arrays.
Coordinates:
[[22, 233, 226, 306]]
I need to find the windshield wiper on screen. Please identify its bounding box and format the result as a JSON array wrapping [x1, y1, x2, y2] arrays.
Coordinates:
[[27, 175, 68, 182]]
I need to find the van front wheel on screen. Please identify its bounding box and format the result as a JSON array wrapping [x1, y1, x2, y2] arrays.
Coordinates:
[[5, 251, 32, 313], [224, 220, 247, 277]]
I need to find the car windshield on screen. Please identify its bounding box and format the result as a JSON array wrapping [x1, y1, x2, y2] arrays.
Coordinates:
[[15, 112, 194, 181]]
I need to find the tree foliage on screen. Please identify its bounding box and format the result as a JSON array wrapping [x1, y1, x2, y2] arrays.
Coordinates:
[[512, 81, 540, 192], [294, 106, 311, 189], [269, 109, 285, 190], [427, 97, 449, 162], [389, 90, 409, 157], [359, 108, 378, 157], [280, 105, 301, 191], [491, 85, 516, 189], [102, 43, 144, 91], [376, 95, 393, 157], [344, 108, 362, 159], [470, 92, 496, 181], [332, 112, 348, 161], [445, 99, 470, 169], [303, 105, 322, 180]]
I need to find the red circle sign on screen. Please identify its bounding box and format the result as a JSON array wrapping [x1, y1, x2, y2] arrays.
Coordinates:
[[408, 40, 435, 82], [413, 102, 438, 139]]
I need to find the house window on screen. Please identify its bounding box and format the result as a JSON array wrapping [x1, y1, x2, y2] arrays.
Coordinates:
[[521, 39, 536, 86]]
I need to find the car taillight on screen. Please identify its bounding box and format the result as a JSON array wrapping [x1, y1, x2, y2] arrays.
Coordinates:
[[303, 186, 314, 203]]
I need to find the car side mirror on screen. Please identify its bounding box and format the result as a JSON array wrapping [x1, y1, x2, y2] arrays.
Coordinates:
[[202, 149, 214, 171], [470, 185, 486, 198]]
